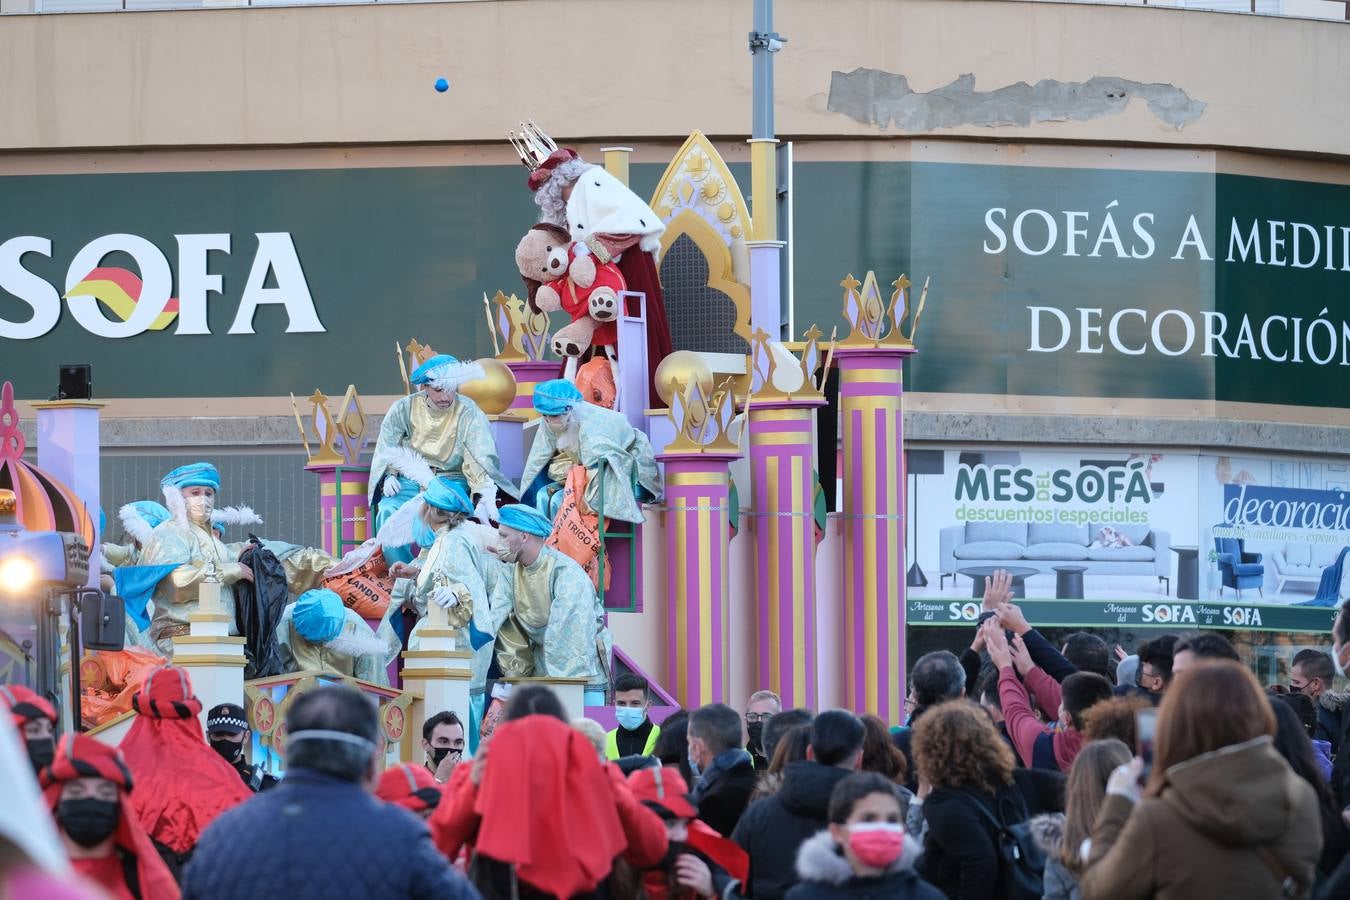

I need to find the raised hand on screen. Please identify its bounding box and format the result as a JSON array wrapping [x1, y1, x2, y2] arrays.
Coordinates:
[[996, 601, 1031, 636], [983, 618, 1013, 670], [983, 569, 1014, 611]]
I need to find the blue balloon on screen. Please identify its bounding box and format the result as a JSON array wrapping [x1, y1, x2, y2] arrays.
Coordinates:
[[434, 77, 450, 93]]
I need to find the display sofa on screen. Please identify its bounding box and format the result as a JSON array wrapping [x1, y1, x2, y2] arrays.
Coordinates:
[[1270, 541, 1346, 595], [939, 521, 1171, 589]]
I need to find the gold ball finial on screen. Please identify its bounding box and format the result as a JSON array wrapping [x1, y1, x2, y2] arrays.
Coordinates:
[[459, 358, 518, 415], [0, 489, 14, 516], [653, 351, 715, 406]]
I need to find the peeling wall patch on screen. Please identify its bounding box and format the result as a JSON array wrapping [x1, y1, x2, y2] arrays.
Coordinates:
[[827, 69, 1206, 132]]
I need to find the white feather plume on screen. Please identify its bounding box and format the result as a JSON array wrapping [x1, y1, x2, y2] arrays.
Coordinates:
[[325, 622, 394, 660], [376, 495, 427, 550], [119, 504, 157, 546], [459, 521, 504, 555], [211, 505, 264, 528], [382, 446, 435, 488], [162, 485, 188, 526]]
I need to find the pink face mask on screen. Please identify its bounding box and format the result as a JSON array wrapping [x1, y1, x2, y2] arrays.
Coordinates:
[[847, 822, 907, 869]]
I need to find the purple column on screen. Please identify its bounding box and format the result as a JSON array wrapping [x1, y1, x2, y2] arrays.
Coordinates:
[[747, 399, 824, 710], [833, 345, 913, 724], [660, 449, 737, 708]]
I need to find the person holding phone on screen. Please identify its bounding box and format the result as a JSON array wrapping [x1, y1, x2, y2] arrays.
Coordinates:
[[1078, 661, 1321, 900]]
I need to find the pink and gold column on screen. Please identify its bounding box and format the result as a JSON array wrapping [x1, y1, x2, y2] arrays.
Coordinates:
[[745, 329, 829, 710], [834, 273, 929, 724], [659, 380, 741, 709]]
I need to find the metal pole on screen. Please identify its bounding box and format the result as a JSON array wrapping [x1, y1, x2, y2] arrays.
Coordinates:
[[750, 0, 777, 141], [67, 591, 82, 733]]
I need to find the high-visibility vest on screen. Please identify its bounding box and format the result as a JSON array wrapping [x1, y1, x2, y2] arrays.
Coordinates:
[[604, 723, 661, 760]]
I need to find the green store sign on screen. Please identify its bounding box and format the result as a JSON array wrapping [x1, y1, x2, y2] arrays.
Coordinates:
[[0, 160, 1346, 406], [907, 598, 1338, 634]]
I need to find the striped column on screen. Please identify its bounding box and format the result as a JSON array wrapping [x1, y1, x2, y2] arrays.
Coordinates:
[[503, 359, 564, 420], [748, 399, 824, 710], [660, 450, 737, 708], [834, 346, 912, 724], [308, 464, 370, 557]]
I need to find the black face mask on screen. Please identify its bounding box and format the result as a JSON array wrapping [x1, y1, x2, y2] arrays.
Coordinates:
[[746, 722, 764, 754], [26, 737, 54, 773], [58, 798, 120, 848], [428, 746, 459, 768], [209, 738, 244, 765], [660, 839, 687, 870]]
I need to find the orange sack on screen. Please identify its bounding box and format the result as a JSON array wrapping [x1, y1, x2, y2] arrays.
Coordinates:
[[546, 465, 611, 592], [322, 546, 394, 619], [80, 647, 167, 729]]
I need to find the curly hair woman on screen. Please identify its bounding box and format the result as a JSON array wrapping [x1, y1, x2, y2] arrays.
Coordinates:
[[911, 701, 1065, 900]]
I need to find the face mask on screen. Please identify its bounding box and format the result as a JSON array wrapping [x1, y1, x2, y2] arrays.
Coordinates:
[[495, 539, 521, 564], [26, 737, 54, 773], [614, 707, 646, 732], [545, 415, 568, 435], [413, 518, 437, 550], [660, 839, 687, 870], [185, 494, 215, 525], [58, 798, 120, 849], [688, 750, 702, 780], [746, 721, 764, 753], [428, 746, 459, 767], [847, 822, 907, 869], [1336, 649, 1347, 679], [210, 738, 243, 765]]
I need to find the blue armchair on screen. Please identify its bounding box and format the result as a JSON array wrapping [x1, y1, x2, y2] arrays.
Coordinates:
[[1215, 537, 1264, 598]]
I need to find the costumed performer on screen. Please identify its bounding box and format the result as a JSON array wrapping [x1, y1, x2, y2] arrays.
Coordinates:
[[369, 354, 517, 563], [521, 378, 661, 525], [117, 665, 250, 879], [492, 504, 612, 705], [1, 683, 57, 775], [133, 464, 253, 658], [102, 501, 173, 644], [528, 139, 673, 408], [39, 733, 180, 900], [399, 478, 513, 741], [274, 588, 401, 686]]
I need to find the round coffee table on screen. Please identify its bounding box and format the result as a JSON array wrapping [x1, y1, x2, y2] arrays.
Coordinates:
[[1053, 565, 1087, 599], [958, 566, 1039, 599]]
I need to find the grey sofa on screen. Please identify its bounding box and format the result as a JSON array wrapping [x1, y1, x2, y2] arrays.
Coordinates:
[[939, 521, 1171, 588]]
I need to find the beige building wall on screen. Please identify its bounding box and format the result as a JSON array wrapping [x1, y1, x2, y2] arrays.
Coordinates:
[[0, 0, 1348, 160]]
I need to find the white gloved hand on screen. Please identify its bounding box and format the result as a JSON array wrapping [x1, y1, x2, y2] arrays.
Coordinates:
[[474, 495, 497, 525], [430, 586, 460, 610], [382, 474, 402, 498], [1105, 759, 1144, 803]]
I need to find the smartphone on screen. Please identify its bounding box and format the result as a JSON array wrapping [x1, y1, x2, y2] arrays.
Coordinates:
[[1135, 707, 1158, 784]]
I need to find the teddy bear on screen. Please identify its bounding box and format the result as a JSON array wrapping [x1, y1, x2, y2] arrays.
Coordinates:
[[514, 224, 626, 358]]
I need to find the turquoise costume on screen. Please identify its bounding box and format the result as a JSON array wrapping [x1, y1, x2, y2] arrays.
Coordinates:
[[274, 589, 400, 686], [520, 379, 661, 525], [369, 355, 516, 562], [493, 504, 611, 700]]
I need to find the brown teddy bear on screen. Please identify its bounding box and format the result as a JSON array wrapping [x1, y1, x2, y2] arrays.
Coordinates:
[[514, 224, 625, 358]]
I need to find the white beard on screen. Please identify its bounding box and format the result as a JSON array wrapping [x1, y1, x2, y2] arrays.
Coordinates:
[[565, 167, 665, 254]]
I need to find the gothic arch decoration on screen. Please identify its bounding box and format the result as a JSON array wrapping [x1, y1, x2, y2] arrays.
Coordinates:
[[650, 132, 753, 356], [658, 211, 751, 356]]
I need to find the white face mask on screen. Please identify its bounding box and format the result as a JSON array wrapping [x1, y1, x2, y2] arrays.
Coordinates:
[[1336, 646, 1348, 679], [185, 494, 215, 525], [544, 414, 569, 436]]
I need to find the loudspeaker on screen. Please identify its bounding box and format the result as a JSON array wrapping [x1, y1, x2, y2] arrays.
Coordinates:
[[58, 364, 93, 401]]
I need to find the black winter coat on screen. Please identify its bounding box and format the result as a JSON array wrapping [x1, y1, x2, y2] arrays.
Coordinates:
[[732, 761, 853, 900], [181, 768, 478, 900], [917, 767, 1065, 900], [696, 755, 760, 838]]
